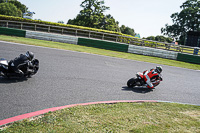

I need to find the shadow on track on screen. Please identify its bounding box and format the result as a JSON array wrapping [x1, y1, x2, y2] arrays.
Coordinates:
[[122, 86, 153, 93], [0, 77, 28, 84]]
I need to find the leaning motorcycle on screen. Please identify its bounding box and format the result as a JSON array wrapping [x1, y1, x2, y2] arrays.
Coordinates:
[[127, 72, 162, 88], [0, 58, 39, 78]]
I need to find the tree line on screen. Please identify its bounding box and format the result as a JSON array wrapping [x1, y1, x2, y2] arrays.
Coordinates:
[[161, 0, 200, 44], [0, 0, 199, 45]]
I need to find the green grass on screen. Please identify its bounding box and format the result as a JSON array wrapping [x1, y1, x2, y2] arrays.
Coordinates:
[[0, 35, 200, 70], [1, 102, 200, 133]]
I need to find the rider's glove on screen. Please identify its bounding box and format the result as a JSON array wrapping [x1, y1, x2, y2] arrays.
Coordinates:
[[28, 61, 34, 68]]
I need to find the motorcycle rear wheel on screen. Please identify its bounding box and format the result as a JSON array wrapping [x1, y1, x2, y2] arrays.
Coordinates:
[[127, 78, 136, 88]]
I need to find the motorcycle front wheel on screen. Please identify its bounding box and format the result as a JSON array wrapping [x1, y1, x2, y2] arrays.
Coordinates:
[[127, 78, 136, 88]]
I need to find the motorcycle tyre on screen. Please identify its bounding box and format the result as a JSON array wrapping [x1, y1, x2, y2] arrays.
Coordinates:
[[127, 78, 136, 88]]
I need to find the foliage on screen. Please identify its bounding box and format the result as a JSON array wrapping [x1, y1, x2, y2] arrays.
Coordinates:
[[145, 36, 155, 41], [0, 3, 21, 17], [7, 0, 27, 13], [67, 0, 120, 32], [102, 14, 120, 32], [161, 0, 200, 44], [120, 25, 136, 36], [57, 21, 64, 24], [0, 15, 130, 37], [0, 0, 28, 17], [144, 35, 173, 43]]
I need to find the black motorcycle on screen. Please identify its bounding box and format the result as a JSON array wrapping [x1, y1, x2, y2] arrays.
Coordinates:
[[127, 72, 162, 88], [0, 58, 39, 78]]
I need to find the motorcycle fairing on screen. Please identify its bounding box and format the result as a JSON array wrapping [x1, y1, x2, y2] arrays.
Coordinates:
[[136, 72, 144, 79], [0, 58, 8, 70]]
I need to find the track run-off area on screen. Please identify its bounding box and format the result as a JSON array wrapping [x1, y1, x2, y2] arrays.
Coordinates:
[[0, 41, 200, 121]]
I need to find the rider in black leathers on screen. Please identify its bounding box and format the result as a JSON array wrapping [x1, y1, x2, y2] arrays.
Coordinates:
[[9, 51, 34, 77]]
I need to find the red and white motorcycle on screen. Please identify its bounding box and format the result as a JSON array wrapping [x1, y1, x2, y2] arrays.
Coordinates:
[[127, 72, 162, 88]]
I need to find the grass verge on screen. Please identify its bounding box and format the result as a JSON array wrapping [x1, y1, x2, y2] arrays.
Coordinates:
[[0, 35, 200, 70], [1, 102, 200, 132]]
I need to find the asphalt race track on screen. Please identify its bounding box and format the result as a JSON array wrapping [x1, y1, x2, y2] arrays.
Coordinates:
[[0, 41, 200, 120]]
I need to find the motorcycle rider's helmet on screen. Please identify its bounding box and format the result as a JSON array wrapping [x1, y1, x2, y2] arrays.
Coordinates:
[[155, 66, 162, 73], [25, 51, 34, 61]]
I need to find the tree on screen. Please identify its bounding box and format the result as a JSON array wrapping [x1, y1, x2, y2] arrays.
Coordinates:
[[145, 36, 155, 41], [161, 0, 200, 44], [0, 3, 22, 17], [9, 0, 27, 13], [0, 0, 28, 17], [144, 35, 173, 43], [98, 14, 120, 32], [120, 25, 136, 36], [58, 21, 64, 24], [0, 0, 6, 2], [68, 0, 108, 27], [79, 0, 109, 27], [67, 0, 120, 32], [155, 36, 167, 42]]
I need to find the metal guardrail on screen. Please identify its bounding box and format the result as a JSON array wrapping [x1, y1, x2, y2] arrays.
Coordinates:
[[0, 20, 199, 55]]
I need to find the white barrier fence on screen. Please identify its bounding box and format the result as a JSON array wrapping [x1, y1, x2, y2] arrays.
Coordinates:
[[26, 30, 78, 45], [25, 30, 178, 60], [128, 45, 178, 60]]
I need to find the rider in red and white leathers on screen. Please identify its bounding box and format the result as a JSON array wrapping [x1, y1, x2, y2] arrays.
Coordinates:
[[143, 66, 162, 89]]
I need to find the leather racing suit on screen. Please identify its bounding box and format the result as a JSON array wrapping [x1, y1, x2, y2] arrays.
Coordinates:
[[9, 54, 30, 76], [143, 69, 161, 89]]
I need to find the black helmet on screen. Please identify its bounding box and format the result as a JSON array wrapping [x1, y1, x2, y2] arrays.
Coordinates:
[[156, 66, 162, 73], [25, 51, 34, 61]]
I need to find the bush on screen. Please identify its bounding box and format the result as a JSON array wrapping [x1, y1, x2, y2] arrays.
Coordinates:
[[0, 15, 170, 49], [0, 15, 127, 36]]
